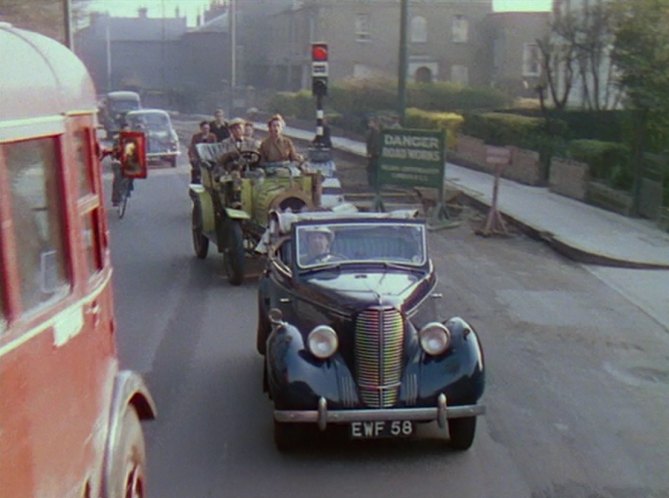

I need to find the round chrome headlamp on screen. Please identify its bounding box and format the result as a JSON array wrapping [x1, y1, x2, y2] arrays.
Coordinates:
[[419, 322, 451, 356], [307, 325, 339, 359]]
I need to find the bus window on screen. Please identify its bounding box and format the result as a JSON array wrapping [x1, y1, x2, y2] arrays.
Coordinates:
[[82, 210, 103, 276], [73, 127, 94, 197], [0, 280, 6, 335], [5, 138, 70, 314]]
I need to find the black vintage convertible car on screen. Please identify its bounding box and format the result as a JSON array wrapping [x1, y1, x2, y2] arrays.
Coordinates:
[[257, 209, 485, 451]]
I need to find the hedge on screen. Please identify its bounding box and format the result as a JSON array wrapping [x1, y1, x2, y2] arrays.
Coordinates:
[[404, 108, 463, 150], [567, 139, 633, 189]]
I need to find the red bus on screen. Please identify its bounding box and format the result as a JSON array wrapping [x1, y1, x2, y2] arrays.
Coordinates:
[[0, 24, 156, 498]]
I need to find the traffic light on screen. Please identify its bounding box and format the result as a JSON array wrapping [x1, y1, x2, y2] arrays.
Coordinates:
[[311, 42, 329, 97]]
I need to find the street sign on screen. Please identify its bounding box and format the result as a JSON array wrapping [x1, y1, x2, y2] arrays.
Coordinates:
[[486, 145, 511, 165], [377, 129, 445, 189], [311, 61, 329, 77]]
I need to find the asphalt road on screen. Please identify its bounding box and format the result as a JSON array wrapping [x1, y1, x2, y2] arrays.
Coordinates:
[[102, 138, 669, 498]]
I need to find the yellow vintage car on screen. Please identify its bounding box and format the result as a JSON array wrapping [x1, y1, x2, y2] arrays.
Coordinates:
[[188, 143, 323, 285]]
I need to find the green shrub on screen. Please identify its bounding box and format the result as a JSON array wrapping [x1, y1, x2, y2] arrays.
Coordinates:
[[329, 77, 398, 116], [408, 82, 510, 112], [568, 139, 632, 188], [405, 108, 464, 149], [462, 112, 548, 146], [267, 90, 314, 120]]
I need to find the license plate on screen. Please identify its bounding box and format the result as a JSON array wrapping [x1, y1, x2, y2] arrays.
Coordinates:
[[350, 420, 414, 439]]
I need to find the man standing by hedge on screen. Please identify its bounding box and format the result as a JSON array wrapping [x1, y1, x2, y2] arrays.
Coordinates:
[[366, 117, 382, 188]]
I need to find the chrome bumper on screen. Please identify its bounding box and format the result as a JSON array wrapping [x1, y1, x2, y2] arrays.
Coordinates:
[[146, 150, 179, 158], [274, 393, 485, 431]]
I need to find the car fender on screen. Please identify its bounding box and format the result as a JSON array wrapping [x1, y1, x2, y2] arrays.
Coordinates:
[[266, 322, 354, 410], [189, 186, 216, 233], [416, 317, 485, 405], [224, 207, 251, 220]]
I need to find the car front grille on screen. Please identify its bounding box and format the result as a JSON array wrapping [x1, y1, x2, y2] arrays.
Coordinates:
[[354, 307, 404, 408]]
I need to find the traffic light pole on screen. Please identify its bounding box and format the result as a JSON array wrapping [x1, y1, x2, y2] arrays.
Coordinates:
[[397, 0, 408, 126], [314, 94, 325, 146]]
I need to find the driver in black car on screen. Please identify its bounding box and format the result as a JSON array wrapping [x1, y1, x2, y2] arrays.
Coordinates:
[[217, 117, 260, 172], [305, 226, 337, 264]]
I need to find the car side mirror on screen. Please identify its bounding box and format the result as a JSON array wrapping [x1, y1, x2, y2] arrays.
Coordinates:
[[119, 130, 148, 179]]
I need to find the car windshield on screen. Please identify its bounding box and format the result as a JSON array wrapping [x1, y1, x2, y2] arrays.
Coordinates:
[[296, 222, 426, 269], [109, 99, 140, 113], [127, 113, 170, 131]]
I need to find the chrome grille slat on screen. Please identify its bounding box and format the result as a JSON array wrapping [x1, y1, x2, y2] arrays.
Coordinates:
[[355, 308, 405, 408]]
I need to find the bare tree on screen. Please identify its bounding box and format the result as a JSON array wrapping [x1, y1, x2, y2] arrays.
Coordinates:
[[536, 6, 578, 111], [538, 0, 621, 110]]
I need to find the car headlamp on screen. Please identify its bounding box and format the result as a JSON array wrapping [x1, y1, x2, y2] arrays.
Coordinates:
[[419, 322, 451, 356], [307, 325, 338, 359]]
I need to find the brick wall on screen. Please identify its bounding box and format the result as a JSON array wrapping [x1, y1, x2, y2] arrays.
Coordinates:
[[549, 158, 589, 201], [452, 135, 544, 186], [507, 146, 544, 186]]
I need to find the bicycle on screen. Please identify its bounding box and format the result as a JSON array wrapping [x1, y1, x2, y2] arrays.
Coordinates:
[[116, 175, 133, 219], [110, 158, 134, 219]]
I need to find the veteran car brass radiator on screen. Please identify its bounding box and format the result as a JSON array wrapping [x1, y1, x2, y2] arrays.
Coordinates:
[[354, 308, 404, 408]]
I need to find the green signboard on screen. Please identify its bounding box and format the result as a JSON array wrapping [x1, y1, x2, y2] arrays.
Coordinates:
[[377, 128, 445, 189]]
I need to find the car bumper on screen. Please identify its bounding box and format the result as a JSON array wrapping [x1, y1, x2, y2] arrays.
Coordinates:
[[275, 393, 485, 431], [146, 150, 179, 158]]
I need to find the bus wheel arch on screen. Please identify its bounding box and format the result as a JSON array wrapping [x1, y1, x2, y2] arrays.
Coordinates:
[[102, 371, 156, 498]]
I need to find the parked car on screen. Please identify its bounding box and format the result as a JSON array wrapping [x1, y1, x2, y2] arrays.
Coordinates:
[[125, 109, 180, 167], [257, 209, 486, 451], [98, 90, 141, 139]]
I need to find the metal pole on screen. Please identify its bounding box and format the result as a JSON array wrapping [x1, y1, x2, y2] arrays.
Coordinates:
[[230, 0, 237, 115], [63, 0, 73, 49], [397, 0, 408, 126], [106, 23, 112, 92], [315, 94, 324, 144]]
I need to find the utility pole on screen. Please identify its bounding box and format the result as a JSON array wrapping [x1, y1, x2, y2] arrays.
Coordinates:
[[230, 0, 237, 115], [63, 0, 73, 49], [397, 0, 408, 126]]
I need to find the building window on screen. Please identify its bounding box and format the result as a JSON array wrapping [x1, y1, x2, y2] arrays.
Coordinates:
[[356, 13, 370, 42], [523, 43, 541, 76], [5, 138, 71, 315], [451, 65, 469, 85], [452, 15, 468, 43], [410, 16, 427, 43]]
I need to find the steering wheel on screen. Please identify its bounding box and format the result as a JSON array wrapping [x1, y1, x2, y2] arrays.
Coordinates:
[[239, 150, 262, 169], [308, 252, 347, 265]]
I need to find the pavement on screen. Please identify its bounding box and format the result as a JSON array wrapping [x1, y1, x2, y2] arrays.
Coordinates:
[[281, 124, 669, 271]]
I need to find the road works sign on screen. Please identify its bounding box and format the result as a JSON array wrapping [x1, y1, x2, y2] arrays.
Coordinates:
[[378, 129, 445, 189]]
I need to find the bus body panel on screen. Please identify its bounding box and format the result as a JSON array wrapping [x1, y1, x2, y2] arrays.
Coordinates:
[[0, 24, 154, 498]]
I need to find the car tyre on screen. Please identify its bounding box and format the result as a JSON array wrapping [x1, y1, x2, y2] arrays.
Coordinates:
[[273, 420, 304, 452], [224, 221, 245, 286], [168, 156, 177, 168], [256, 296, 271, 355], [448, 416, 476, 451], [106, 408, 146, 498], [192, 202, 209, 259]]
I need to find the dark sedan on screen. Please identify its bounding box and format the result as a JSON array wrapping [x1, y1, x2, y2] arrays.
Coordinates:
[[257, 210, 485, 451]]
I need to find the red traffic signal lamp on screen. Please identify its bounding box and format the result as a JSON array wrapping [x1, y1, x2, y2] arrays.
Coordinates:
[[311, 42, 329, 97], [312, 43, 328, 62]]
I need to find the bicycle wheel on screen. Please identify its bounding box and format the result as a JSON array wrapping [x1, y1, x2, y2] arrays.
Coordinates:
[[117, 178, 130, 219]]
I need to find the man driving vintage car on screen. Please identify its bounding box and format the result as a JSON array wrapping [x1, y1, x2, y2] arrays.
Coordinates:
[[217, 117, 260, 172]]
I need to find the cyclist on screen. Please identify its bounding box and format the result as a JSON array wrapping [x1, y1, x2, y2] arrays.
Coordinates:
[[102, 122, 133, 207]]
